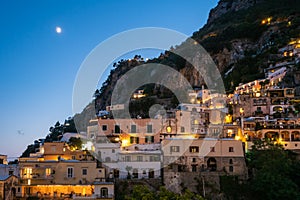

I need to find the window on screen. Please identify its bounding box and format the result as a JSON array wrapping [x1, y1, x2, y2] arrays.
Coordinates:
[[229, 159, 233, 164], [114, 125, 120, 133], [23, 168, 32, 178], [8, 170, 14, 176], [137, 156, 143, 162], [229, 147, 234, 152], [130, 137, 139, 144], [257, 107, 262, 111], [82, 168, 87, 175], [45, 168, 51, 177], [192, 158, 196, 163], [229, 166, 234, 172], [189, 146, 199, 153], [192, 165, 197, 172], [131, 124, 137, 133], [100, 187, 108, 197], [102, 125, 107, 131], [17, 187, 21, 193], [150, 155, 160, 162], [67, 167, 74, 178], [145, 136, 154, 143], [178, 165, 185, 172], [125, 156, 131, 162], [148, 169, 155, 178], [112, 149, 115, 153], [210, 147, 215, 152], [72, 155, 76, 160], [181, 126, 185, 133], [170, 146, 180, 152], [147, 124, 153, 133], [133, 169, 138, 178], [113, 169, 119, 178]]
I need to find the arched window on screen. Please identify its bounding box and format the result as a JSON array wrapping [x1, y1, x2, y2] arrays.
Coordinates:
[[207, 157, 217, 171], [101, 187, 108, 197]]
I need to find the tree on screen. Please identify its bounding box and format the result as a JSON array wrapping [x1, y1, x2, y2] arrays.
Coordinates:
[[247, 139, 300, 200], [125, 185, 204, 200], [68, 137, 82, 150]]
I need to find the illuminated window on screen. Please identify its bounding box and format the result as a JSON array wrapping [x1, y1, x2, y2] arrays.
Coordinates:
[[23, 168, 32, 178], [67, 167, 74, 178], [45, 168, 51, 177], [189, 146, 199, 153], [170, 146, 180, 152]]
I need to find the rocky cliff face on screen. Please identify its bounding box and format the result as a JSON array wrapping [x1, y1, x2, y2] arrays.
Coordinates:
[[208, 0, 258, 24], [75, 0, 299, 129]]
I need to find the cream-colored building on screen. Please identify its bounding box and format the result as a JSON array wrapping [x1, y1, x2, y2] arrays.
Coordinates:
[[162, 139, 247, 193], [16, 142, 114, 199]]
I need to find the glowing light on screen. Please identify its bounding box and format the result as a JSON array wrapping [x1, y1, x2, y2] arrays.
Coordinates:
[[122, 139, 129, 147], [235, 135, 241, 140], [166, 126, 172, 133], [239, 108, 244, 114], [115, 137, 120, 142], [225, 115, 232, 124], [83, 141, 93, 151], [55, 26, 62, 34]]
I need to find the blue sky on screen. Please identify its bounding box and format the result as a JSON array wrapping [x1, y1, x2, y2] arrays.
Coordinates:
[[0, 0, 218, 158]]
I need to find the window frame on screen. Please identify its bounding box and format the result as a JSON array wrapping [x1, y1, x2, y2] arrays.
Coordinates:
[[67, 167, 74, 178]]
